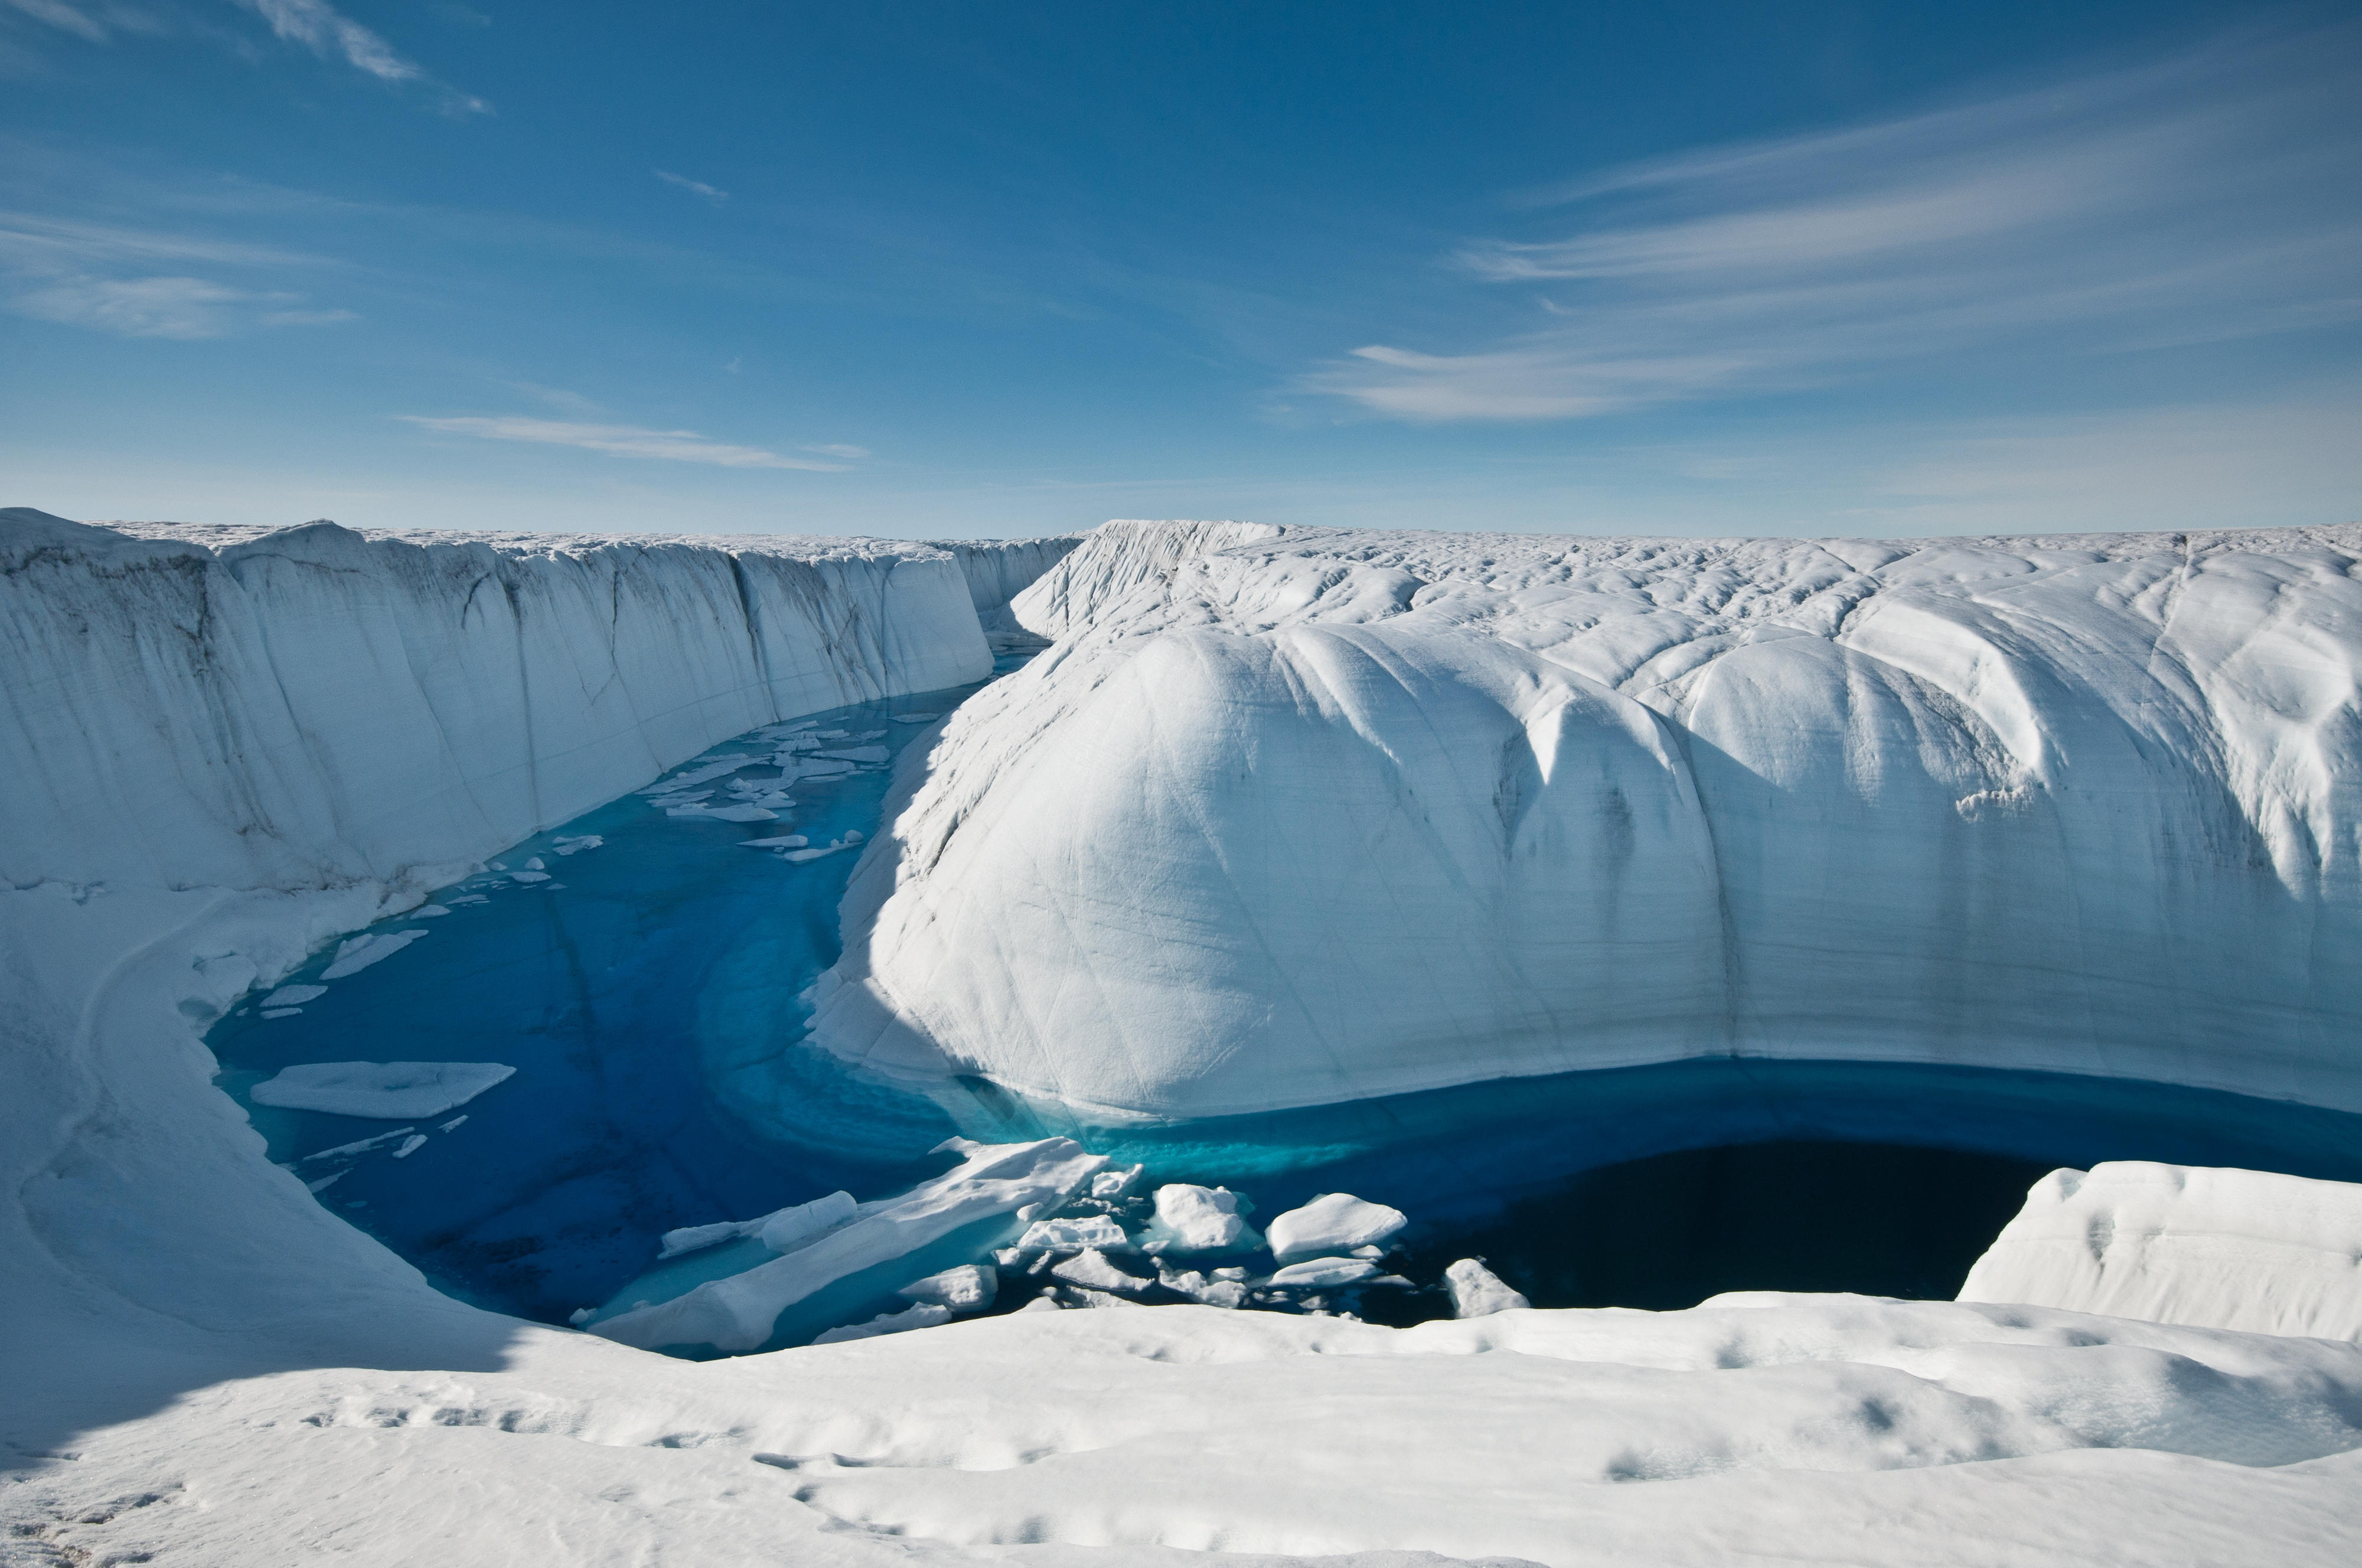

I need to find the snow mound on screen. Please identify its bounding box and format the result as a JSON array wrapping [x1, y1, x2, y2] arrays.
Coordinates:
[[247, 1061, 517, 1119], [1960, 1162, 2362, 1341]]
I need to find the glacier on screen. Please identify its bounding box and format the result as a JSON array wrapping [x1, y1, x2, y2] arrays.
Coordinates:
[[7, 505, 2362, 1566], [811, 518, 2362, 1121]]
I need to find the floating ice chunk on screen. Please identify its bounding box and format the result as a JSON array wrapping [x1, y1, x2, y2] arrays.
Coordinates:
[[298, 1128, 418, 1162], [305, 1171, 345, 1194], [1050, 1249, 1148, 1293], [1443, 1258, 1531, 1318], [739, 835, 809, 850], [1267, 1257, 1380, 1289], [1016, 1215, 1130, 1254], [1091, 1164, 1144, 1200], [1060, 1285, 1140, 1309], [656, 1190, 858, 1260], [810, 1302, 952, 1345], [892, 713, 942, 723], [445, 894, 490, 907], [524, 857, 545, 871], [1154, 1262, 1248, 1308], [553, 834, 603, 855], [817, 746, 890, 763], [319, 929, 429, 980], [898, 1263, 997, 1313], [639, 757, 759, 794], [1143, 1184, 1249, 1254], [758, 1190, 860, 1253], [781, 843, 851, 863], [1267, 1193, 1406, 1263], [390, 1134, 428, 1159], [508, 870, 552, 883], [593, 1138, 1107, 1353], [779, 756, 856, 780], [260, 1008, 302, 1020], [413, 905, 451, 917], [697, 803, 779, 822], [437, 1115, 467, 1133], [250, 1061, 516, 1119]]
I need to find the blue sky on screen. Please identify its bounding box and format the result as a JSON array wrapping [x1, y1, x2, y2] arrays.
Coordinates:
[[2, 1, 2356, 540]]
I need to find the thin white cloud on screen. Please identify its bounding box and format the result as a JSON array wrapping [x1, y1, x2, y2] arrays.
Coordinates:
[[0, 208, 354, 338], [5, 0, 108, 44], [800, 442, 869, 459], [399, 416, 853, 471], [1311, 24, 2362, 422], [656, 171, 729, 204], [9, 274, 351, 337], [233, 0, 487, 113]]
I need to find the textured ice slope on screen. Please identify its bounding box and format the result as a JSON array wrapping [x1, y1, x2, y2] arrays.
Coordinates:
[[814, 519, 2362, 1120]]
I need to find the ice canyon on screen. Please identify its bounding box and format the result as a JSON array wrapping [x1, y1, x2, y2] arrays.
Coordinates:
[[5, 505, 2362, 1566]]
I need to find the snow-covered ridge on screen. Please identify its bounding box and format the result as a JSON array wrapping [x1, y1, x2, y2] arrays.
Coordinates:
[[815, 517, 2362, 1121], [5, 509, 1071, 897]]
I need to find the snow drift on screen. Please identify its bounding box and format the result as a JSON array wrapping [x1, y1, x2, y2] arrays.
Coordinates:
[[813, 520, 2362, 1121]]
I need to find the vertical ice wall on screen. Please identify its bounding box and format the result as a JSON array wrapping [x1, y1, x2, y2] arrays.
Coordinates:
[[813, 518, 2362, 1122], [1, 511, 1007, 895]]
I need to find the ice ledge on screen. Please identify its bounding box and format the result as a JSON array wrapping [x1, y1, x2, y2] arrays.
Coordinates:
[[1961, 1162, 2362, 1342]]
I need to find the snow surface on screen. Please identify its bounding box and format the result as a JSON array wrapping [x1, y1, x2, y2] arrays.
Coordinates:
[[1960, 1162, 2362, 1342], [9, 508, 2362, 1563], [813, 518, 2362, 1122], [248, 1061, 516, 1119]]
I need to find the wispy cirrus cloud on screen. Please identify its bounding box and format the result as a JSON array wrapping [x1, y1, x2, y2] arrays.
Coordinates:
[[10, 273, 352, 335], [656, 171, 729, 204], [1308, 24, 2362, 421], [0, 207, 355, 336], [234, 0, 487, 113], [399, 416, 857, 471]]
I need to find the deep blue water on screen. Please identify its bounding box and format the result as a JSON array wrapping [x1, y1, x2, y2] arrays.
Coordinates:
[[210, 669, 2362, 1341]]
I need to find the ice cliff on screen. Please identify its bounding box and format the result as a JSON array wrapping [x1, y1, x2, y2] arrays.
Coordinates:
[[813, 518, 2362, 1121]]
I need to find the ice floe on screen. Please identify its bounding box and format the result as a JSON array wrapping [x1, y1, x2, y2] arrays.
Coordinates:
[[898, 1263, 998, 1312], [590, 1137, 1105, 1352], [249, 1061, 517, 1119], [1444, 1257, 1531, 1317], [318, 929, 428, 979], [1265, 1192, 1407, 1262]]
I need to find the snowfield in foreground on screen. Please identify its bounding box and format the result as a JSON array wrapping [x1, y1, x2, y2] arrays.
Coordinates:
[[11, 1293, 2362, 1566], [6, 509, 2362, 1565]]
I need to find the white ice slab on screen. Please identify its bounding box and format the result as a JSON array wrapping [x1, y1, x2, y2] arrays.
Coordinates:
[[592, 1138, 1106, 1352], [1265, 1193, 1406, 1263], [1444, 1257, 1531, 1318], [318, 929, 428, 980], [1143, 1183, 1250, 1254], [249, 1061, 516, 1120], [1959, 1162, 2362, 1341]]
